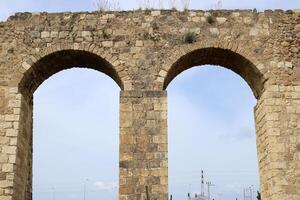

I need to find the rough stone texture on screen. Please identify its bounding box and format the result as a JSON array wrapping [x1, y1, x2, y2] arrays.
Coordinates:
[[120, 91, 167, 200], [0, 9, 299, 200]]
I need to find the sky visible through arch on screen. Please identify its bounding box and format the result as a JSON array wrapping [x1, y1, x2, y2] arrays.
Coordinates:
[[1, 1, 299, 200]]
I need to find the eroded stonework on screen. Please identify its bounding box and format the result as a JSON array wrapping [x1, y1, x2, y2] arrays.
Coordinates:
[[0, 9, 299, 200]]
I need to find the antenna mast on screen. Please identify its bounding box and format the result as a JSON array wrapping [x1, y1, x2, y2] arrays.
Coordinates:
[[201, 170, 204, 196]]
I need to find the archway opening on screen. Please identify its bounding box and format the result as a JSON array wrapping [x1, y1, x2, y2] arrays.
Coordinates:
[[33, 68, 119, 199], [165, 48, 264, 199], [17, 50, 122, 200], [164, 48, 265, 98], [168, 66, 259, 199]]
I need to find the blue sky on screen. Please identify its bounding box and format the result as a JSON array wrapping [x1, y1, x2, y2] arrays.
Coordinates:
[[33, 69, 119, 200], [0, 0, 299, 21], [1, 1, 299, 200]]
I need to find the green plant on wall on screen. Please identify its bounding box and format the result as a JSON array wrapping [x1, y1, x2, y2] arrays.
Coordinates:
[[207, 15, 216, 24], [183, 30, 196, 44]]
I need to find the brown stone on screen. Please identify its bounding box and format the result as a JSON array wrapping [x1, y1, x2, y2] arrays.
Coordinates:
[[0, 9, 299, 200]]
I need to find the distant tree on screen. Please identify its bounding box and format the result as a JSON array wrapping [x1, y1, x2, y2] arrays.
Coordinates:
[[181, 0, 190, 10], [257, 191, 261, 200], [94, 0, 120, 11]]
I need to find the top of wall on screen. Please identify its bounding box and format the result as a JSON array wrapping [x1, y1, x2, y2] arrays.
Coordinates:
[[2, 9, 300, 23]]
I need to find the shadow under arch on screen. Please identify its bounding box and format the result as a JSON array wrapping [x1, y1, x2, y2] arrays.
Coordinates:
[[163, 47, 265, 99], [19, 49, 123, 96]]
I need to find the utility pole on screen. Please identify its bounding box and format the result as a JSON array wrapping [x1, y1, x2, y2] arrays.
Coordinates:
[[51, 187, 55, 200], [206, 181, 215, 200], [250, 185, 254, 200], [83, 179, 89, 200]]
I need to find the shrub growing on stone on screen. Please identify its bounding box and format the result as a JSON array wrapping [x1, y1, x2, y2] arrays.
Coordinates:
[[207, 16, 216, 24], [183, 31, 196, 44]]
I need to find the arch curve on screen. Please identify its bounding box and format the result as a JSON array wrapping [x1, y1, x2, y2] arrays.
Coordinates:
[[19, 49, 124, 96], [163, 47, 266, 99]]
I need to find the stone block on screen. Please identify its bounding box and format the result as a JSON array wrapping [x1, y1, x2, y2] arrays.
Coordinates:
[[1, 146, 16, 155], [2, 164, 13, 173], [209, 28, 219, 36], [41, 31, 50, 38], [102, 41, 113, 47], [151, 11, 160, 16], [216, 17, 227, 24]]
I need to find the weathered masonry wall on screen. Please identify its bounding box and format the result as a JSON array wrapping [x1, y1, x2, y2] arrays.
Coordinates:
[[120, 91, 167, 200], [0, 9, 299, 200]]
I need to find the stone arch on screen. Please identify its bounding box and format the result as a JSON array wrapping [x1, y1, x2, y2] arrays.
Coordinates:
[[163, 46, 267, 199], [19, 46, 124, 97], [162, 47, 266, 99]]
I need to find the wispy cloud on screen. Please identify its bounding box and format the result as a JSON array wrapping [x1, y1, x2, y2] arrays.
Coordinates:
[[218, 126, 255, 140], [68, 194, 79, 199], [221, 182, 244, 196], [94, 181, 118, 191]]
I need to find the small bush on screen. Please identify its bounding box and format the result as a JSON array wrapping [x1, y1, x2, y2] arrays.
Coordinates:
[[207, 16, 215, 24], [152, 22, 159, 31], [102, 29, 111, 39], [183, 31, 196, 44]]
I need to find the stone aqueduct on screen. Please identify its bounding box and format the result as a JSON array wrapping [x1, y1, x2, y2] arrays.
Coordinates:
[[0, 9, 299, 200]]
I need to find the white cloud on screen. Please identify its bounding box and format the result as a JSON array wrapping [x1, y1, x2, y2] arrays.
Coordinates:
[[224, 182, 244, 192], [94, 181, 118, 191], [218, 125, 256, 140], [68, 194, 79, 199]]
